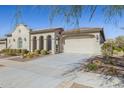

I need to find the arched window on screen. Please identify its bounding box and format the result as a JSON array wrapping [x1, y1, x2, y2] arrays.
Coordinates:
[[47, 35, 52, 51], [18, 37, 23, 48]]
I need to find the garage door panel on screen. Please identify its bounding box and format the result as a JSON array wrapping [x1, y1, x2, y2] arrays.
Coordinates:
[[64, 38, 96, 54]]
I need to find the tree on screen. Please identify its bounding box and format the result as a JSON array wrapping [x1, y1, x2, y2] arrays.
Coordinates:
[[115, 36, 124, 51], [102, 39, 115, 56], [15, 5, 124, 26], [49, 5, 124, 26]]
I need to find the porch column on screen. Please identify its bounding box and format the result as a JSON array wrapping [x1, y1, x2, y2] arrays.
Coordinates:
[[31, 38, 33, 51], [37, 36, 39, 50], [51, 37, 56, 54], [44, 36, 47, 50]]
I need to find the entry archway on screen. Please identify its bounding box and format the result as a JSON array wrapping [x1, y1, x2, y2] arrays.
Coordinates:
[[47, 35, 52, 51], [17, 37, 23, 48], [32, 36, 37, 50], [39, 36, 44, 50]]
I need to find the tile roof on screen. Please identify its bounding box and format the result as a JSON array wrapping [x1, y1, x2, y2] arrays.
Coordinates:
[[62, 28, 105, 41], [30, 28, 64, 34], [0, 38, 7, 41], [63, 28, 103, 34]]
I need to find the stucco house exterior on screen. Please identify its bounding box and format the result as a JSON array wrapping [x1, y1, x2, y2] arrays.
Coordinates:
[[62, 28, 105, 54], [0, 24, 105, 55]]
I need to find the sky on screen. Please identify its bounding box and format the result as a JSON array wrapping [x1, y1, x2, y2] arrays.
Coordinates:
[[0, 5, 124, 39]]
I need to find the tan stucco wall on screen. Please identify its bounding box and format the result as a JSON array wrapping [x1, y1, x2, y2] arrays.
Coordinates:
[[7, 37, 12, 48], [63, 32, 102, 55], [0, 43, 6, 51], [7, 24, 30, 50]]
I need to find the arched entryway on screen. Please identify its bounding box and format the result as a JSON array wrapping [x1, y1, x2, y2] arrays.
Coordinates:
[[47, 35, 52, 51], [32, 36, 37, 50], [17, 37, 23, 48], [39, 36, 44, 50]]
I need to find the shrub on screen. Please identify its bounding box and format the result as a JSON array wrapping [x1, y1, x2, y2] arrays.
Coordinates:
[[40, 50, 48, 55], [16, 49, 21, 54], [92, 60, 102, 66], [3, 48, 10, 53], [26, 52, 34, 58], [0, 49, 30, 56], [21, 49, 29, 55], [7, 49, 16, 56], [22, 54, 27, 59], [1, 49, 6, 53], [105, 67, 118, 76], [34, 49, 40, 55], [101, 39, 115, 56], [12, 49, 16, 53], [86, 63, 98, 71], [115, 36, 124, 49]]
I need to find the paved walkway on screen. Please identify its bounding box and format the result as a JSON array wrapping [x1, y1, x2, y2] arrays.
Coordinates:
[[0, 53, 91, 88]]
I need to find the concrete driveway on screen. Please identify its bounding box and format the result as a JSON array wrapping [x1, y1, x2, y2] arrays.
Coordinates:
[[0, 53, 91, 88]]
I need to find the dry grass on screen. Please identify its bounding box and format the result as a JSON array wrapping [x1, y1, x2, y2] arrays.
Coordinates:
[[70, 82, 92, 88], [83, 56, 124, 77], [56, 81, 92, 88]]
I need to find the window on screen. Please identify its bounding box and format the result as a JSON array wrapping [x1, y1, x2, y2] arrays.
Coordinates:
[[24, 38, 26, 41], [19, 30, 21, 33], [9, 40, 11, 43], [17, 37, 23, 48], [13, 39, 15, 42]]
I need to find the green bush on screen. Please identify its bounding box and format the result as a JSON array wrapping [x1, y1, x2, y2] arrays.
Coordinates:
[[6, 49, 16, 56], [16, 49, 21, 54], [22, 54, 27, 59], [12, 49, 16, 53], [86, 63, 98, 71], [1, 49, 7, 53], [114, 47, 122, 52], [40, 50, 48, 55], [1, 48, 49, 57], [26, 52, 34, 58], [1, 49, 29, 56], [101, 40, 115, 56], [34, 49, 41, 55], [4, 48, 10, 53], [21, 49, 29, 55]]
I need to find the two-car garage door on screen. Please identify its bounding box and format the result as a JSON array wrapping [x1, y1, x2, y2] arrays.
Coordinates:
[[63, 37, 97, 54]]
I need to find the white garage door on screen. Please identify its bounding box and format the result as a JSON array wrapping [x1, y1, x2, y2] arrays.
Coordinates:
[[63, 37, 97, 54]]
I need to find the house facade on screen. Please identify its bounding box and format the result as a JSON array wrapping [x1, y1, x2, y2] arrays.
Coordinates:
[[62, 28, 105, 54], [0, 24, 105, 55]]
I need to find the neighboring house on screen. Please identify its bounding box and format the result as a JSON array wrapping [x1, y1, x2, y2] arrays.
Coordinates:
[[0, 24, 105, 55], [0, 38, 7, 51]]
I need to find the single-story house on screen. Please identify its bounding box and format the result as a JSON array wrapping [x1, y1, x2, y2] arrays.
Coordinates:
[[0, 24, 105, 55]]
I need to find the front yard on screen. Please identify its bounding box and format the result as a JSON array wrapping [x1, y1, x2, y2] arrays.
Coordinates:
[[0, 49, 49, 62], [1, 35, 124, 87], [0, 52, 124, 88], [77, 36, 124, 87], [82, 56, 124, 77]]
